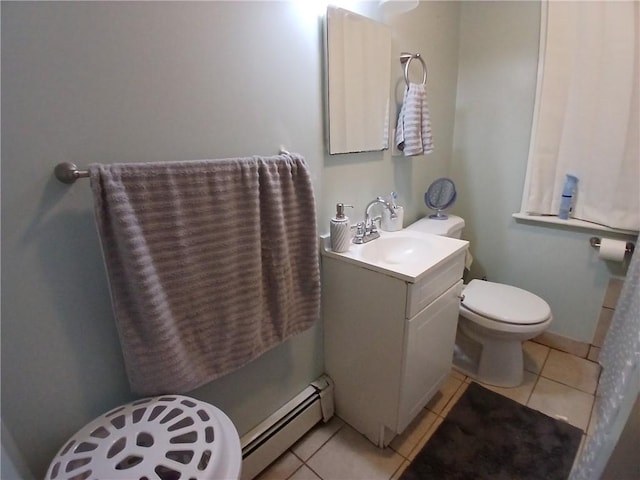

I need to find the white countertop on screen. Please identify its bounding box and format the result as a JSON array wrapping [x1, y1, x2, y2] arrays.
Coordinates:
[[320, 229, 468, 283]]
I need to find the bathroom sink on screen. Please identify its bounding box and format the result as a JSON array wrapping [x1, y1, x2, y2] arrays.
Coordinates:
[[321, 229, 468, 283], [360, 236, 430, 265]]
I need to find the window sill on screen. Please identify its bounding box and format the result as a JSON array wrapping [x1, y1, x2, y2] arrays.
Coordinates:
[[512, 213, 638, 238]]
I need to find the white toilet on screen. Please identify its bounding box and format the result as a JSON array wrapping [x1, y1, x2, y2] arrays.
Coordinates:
[[407, 215, 552, 387]]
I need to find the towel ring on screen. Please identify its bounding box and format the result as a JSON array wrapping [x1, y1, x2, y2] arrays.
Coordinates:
[[400, 52, 427, 87]]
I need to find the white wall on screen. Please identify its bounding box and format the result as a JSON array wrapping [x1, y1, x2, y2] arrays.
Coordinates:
[[1, 2, 461, 476], [450, 1, 629, 343]]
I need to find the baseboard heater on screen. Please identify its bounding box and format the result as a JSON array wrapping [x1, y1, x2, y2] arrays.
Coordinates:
[[240, 375, 334, 480]]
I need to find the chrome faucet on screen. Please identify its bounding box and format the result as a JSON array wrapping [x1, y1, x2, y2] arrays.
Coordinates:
[[353, 196, 397, 244]]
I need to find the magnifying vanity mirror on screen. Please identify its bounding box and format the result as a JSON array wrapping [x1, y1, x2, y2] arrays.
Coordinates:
[[325, 6, 392, 155]]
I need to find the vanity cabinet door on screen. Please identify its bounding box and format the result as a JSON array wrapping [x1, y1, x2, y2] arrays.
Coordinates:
[[397, 280, 463, 432]]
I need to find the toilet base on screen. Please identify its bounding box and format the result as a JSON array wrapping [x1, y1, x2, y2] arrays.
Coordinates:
[[453, 325, 524, 388], [476, 335, 524, 387], [452, 330, 481, 377]]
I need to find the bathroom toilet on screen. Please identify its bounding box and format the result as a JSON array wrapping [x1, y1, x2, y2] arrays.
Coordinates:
[[406, 215, 552, 387]]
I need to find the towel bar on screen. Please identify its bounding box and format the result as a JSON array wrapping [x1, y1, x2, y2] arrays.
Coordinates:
[[400, 52, 427, 87], [53, 148, 293, 184]]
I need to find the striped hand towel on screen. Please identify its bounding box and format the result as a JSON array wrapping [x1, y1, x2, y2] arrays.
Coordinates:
[[395, 82, 434, 156], [89, 153, 320, 395]]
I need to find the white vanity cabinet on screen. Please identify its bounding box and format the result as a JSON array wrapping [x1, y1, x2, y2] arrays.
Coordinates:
[[322, 250, 465, 447]]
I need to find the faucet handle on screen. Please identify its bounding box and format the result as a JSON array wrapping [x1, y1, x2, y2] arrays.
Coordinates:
[[353, 222, 366, 244], [369, 217, 379, 234]]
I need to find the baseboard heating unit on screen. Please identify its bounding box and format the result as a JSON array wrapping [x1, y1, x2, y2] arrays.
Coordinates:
[[239, 375, 334, 480]]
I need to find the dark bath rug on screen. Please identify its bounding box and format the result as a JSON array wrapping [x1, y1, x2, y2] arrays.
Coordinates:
[[401, 382, 583, 480]]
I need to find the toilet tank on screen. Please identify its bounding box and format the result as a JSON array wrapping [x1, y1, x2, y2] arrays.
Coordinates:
[[406, 215, 465, 239]]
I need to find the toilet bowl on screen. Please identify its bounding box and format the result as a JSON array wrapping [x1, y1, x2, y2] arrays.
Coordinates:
[[458, 279, 552, 386], [406, 215, 552, 387]]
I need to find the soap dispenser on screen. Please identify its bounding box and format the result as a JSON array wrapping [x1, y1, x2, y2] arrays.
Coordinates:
[[330, 203, 353, 252]]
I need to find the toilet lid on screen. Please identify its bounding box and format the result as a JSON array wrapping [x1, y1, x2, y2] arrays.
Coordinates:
[[461, 280, 551, 325]]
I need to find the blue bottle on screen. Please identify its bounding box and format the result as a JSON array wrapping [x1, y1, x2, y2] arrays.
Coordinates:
[[558, 174, 578, 220]]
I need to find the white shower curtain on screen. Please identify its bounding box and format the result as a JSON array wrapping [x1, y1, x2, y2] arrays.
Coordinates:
[[522, 1, 640, 232], [570, 236, 640, 479]]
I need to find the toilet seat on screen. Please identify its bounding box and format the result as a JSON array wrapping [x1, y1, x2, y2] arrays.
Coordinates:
[[461, 280, 551, 325]]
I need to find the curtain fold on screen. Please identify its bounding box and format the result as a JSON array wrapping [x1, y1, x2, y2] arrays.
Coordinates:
[[523, 1, 639, 231], [569, 236, 640, 479]]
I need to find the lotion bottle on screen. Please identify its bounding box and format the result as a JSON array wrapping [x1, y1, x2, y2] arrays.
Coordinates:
[[558, 174, 579, 220], [330, 203, 352, 252]]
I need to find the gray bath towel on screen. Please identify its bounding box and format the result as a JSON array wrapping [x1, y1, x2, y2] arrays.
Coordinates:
[[89, 153, 320, 395]]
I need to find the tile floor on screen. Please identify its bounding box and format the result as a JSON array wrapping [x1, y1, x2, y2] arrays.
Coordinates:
[[253, 341, 601, 480]]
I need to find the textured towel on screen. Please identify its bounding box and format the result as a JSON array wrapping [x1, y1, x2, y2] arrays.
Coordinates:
[[89, 153, 320, 395], [395, 83, 434, 156]]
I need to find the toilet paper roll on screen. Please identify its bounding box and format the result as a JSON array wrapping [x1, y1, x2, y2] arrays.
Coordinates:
[[598, 238, 627, 262]]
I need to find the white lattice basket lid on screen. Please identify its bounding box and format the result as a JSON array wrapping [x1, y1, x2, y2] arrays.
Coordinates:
[[45, 395, 241, 480]]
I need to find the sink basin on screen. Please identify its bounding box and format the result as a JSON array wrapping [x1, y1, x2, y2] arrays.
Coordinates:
[[321, 229, 468, 283], [360, 236, 429, 264]]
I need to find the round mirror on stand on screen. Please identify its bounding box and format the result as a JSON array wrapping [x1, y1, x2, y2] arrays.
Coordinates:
[[424, 178, 457, 219]]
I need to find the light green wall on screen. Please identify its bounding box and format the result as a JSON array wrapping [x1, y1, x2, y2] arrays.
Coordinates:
[[320, 1, 461, 226], [451, 1, 630, 342], [3, 1, 631, 477], [1, 2, 461, 476]]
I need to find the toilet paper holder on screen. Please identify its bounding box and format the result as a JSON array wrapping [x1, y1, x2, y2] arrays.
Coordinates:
[[589, 237, 635, 255]]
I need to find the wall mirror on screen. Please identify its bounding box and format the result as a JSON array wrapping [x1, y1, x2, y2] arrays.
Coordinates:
[[325, 6, 392, 155]]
